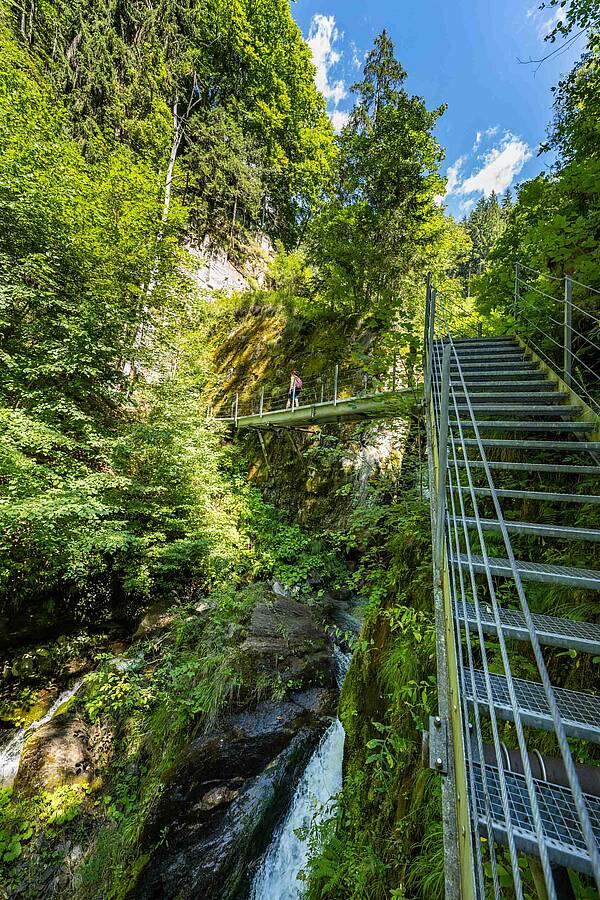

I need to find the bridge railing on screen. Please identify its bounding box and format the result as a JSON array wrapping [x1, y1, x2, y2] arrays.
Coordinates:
[[211, 354, 418, 422], [514, 262, 600, 413], [424, 281, 600, 899]]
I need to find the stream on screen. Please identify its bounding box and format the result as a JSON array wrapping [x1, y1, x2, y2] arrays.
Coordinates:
[[250, 644, 351, 899], [0, 680, 83, 787]]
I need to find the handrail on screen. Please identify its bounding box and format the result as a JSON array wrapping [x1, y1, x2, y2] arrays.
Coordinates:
[[424, 278, 600, 899], [514, 261, 599, 411]]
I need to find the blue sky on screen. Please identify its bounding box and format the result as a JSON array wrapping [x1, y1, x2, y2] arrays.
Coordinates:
[[291, 0, 586, 218]]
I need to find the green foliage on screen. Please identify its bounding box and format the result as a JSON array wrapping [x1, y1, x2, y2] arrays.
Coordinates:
[[306, 31, 448, 320], [23, 0, 335, 248]]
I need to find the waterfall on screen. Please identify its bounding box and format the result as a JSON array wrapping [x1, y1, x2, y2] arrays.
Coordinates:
[[0, 680, 83, 787], [251, 645, 351, 899]]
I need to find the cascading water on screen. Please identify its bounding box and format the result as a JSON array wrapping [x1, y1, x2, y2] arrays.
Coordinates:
[[0, 680, 83, 787], [251, 645, 351, 899]]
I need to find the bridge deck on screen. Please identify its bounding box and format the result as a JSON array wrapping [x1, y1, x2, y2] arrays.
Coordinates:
[[216, 388, 418, 428]]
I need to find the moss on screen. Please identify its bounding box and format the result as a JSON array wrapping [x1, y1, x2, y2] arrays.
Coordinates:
[[305, 481, 445, 900]]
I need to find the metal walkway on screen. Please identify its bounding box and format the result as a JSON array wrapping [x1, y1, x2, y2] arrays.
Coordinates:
[[424, 281, 600, 899], [213, 388, 417, 428]]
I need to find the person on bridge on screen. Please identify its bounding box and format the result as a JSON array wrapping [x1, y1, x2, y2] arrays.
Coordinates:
[[286, 369, 302, 409]]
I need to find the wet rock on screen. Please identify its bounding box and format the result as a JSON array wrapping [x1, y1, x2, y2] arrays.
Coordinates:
[[241, 597, 331, 687], [132, 603, 177, 643], [13, 705, 92, 797], [130, 689, 334, 899]]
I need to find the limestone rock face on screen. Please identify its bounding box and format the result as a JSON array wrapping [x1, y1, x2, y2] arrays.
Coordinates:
[[14, 706, 92, 796]]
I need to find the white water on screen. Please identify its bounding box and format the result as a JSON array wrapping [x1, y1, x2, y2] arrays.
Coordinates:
[[251, 646, 351, 899], [0, 680, 83, 787]]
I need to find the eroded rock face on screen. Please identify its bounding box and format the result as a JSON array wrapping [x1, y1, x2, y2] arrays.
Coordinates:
[[14, 705, 92, 796], [131, 688, 336, 900]]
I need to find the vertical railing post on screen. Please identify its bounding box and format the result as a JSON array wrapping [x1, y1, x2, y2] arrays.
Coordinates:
[[363, 373, 368, 395], [234, 392, 239, 425], [320, 381, 324, 404], [259, 387, 264, 417], [392, 352, 397, 392], [513, 261, 520, 319], [477, 320, 482, 338], [424, 272, 432, 348], [434, 344, 451, 567], [291, 382, 296, 410], [564, 275, 573, 388], [333, 364, 338, 406], [424, 288, 437, 404]]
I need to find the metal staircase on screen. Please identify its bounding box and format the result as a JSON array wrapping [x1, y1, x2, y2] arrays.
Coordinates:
[[424, 285, 600, 899]]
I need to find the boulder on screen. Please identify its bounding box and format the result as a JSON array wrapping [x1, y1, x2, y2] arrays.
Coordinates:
[[240, 597, 331, 687], [13, 703, 92, 797]]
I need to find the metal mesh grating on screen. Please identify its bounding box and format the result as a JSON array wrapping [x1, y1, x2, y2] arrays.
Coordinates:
[[465, 670, 600, 743], [455, 601, 600, 655], [472, 762, 600, 875]]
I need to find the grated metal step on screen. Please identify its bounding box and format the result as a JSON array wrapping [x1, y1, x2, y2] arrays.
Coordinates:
[[452, 353, 530, 363], [452, 553, 600, 589], [452, 380, 557, 392], [445, 362, 539, 371], [451, 485, 600, 505], [471, 761, 600, 876], [465, 669, 600, 743], [452, 404, 579, 417], [450, 420, 592, 432], [455, 460, 600, 476], [445, 338, 516, 345], [450, 371, 548, 382], [455, 600, 600, 655], [452, 438, 600, 452], [453, 392, 568, 403], [453, 516, 600, 542]]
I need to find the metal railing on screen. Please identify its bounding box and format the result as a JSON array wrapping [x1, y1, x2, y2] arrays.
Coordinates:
[[424, 279, 600, 899], [514, 262, 600, 412], [211, 354, 418, 423]]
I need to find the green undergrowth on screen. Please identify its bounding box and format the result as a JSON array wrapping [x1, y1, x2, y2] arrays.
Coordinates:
[[304, 437, 444, 900]]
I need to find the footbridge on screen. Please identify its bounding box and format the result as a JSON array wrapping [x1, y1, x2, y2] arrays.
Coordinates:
[[425, 264, 600, 899], [212, 363, 420, 428]]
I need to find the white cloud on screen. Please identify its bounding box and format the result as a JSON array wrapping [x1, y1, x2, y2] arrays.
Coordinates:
[[456, 133, 533, 197], [459, 198, 477, 215], [350, 41, 363, 70], [307, 14, 347, 106], [474, 131, 482, 149], [330, 109, 350, 132], [527, 3, 567, 39], [444, 155, 466, 198]]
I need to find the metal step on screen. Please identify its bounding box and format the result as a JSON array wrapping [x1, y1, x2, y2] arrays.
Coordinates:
[[471, 760, 600, 876], [450, 420, 591, 432], [452, 404, 579, 417], [455, 600, 600, 654], [446, 338, 516, 345], [449, 371, 547, 382], [451, 380, 556, 392], [466, 669, 600, 743], [453, 392, 568, 403], [445, 362, 539, 371], [452, 553, 600, 589], [452, 353, 530, 363], [451, 485, 600, 504], [452, 438, 600, 452], [454, 516, 600, 542], [455, 459, 600, 476]]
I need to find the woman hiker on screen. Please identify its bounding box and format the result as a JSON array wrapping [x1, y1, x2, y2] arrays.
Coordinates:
[[286, 369, 302, 409]]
